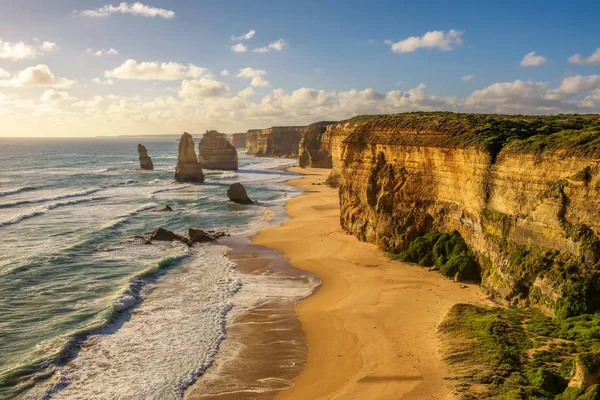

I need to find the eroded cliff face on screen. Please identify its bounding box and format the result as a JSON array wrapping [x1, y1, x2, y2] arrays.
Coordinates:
[[298, 121, 337, 168], [228, 133, 247, 148], [175, 132, 204, 183], [198, 130, 238, 170], [245, 126, 307, 157], [331, 113, 600, 317]]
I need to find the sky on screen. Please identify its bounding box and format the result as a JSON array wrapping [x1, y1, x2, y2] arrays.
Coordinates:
[[1, 0, 600, 137]]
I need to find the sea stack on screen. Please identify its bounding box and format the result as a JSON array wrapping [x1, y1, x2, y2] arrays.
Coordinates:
[[174, 132, 204, 183], [227, 183, 254, 204], [228, 133, 247, 148], [198, 130, 238, 170], [137, 144, 154, 170]]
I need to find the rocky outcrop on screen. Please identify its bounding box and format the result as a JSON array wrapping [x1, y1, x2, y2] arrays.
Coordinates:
[[148, 228, 188, 243], [174, 132, 204, 183], [138, 144, 154, 170], [198, 130, 238, 170], [227, 183, 254, 204], [330, 112, 600, 318], [228, 132, 247, 148], [245, 126, 308, 157], [298, 121, 337, 168], [189, 228, 227, 243], [144, 227, 226, 244]]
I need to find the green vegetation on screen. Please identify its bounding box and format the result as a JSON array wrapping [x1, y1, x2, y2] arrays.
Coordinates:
[[441, 304, 600, 399], [343, 112, 600, 160], [388, 230, 480, 281]]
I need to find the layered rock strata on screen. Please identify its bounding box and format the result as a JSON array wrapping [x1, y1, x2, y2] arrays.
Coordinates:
[[329, 112, 600, 317], [298, 121, 337, 168], [137, 144, 154, 170], [245, 126, 308, 157], [228, 132, 247, 148], [174, 132, 204, 182], [198, 130, 238, 170]]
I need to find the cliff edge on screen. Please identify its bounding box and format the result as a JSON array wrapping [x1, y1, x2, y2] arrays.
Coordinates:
[[198, 130, 238, 170]]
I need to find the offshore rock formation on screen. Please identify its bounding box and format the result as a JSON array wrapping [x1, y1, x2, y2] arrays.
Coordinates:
[[174, 132, 204, 183], [329, 112, 600, 317], [198, 130, 238, 170], [227, 183, 254, 205], [228, 132, 247, 148], [298, 121, 337, 168], [137, 144, 154, 170], [245, 126, 308, 157]]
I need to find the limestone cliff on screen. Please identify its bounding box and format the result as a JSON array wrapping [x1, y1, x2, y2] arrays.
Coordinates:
[[228, 132, 247, 148], [298, 121, 337, 168], [330, 112, 600, 317], [245, 126, 307, 157], [174, 132, 204, 182], [137, 144, 154, 170], [198, 130, 238, 170]]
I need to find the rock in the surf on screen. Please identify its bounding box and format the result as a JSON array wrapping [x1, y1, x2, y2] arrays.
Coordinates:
[[138, 144, 154, 170], [198, 130, 238, 170], [188, 228, 227, 243], [174, 132, 204, 183], [156, 205, 173, 212], [227, 183, 254, 205], [148, 228, 189, 244]]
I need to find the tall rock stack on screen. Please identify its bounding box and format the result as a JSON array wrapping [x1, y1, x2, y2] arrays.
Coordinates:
[[137, 144, 154, 170], [228, 133, 247, 148], [198, 130, 238, 170], [174, 132, 204, 182]]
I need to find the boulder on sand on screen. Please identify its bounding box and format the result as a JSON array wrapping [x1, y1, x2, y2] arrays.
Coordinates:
[[198, 130, 238, 170], [174, 132, 204, 183], [227, 183, 254, 205], [138, 144, 154, 170]]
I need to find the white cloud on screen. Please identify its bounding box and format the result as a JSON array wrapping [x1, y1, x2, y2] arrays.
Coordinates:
[[252, 39, 289, 53], [231, 30, 255, 41], [231, 43, 248, 53], [40, 89, 76, 104], [0, 38, 58, 61], [79, 2, 175, 19], [92, 78, 115, 85], [388, 30, 463, 53], [86, 48, 119, 56], [520, 51, 546, 67], [220, 69, 230, 77], [178, 78, 230, 99], [0, 68, 10, 78], [568, 48, 600, 65], [461, 74, 474, 81], [547, 75, 600, 97], [237, 87, 254, 97], [0, 65, 75, 88], [237, 67, 269, 87], [105, 59, 209, 80]]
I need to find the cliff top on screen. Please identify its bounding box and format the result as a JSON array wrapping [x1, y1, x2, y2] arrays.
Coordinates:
[[342, 112, 600, 159]]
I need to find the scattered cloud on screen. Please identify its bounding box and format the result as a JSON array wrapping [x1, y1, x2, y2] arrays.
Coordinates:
[[178, 78, 230, 99], [92, 78, 115, 85], [520, 51, 546, 67], [237, 67, 269, 87], [230, 43, 248, 53], [0, 65, 75, 88], [0, 68, 10, 78], [461, 74, 474, 81], [86, 48, 119, 56], [237, 87, 255, 97], [40, 90, 76, 104], [79, 2, 175, 19], [220, 69, 230, 77], [231, 30, 255, 41], [105, 59, 209, 80], [0, 38, 58, 61], [568, 48, 600, 65], [388, 30, 463, 53], [252, 39, 288, 53]]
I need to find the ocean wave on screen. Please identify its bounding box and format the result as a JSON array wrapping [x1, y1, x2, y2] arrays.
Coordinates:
[[0, 187, 103, 209], [0, 186, 36, 197], [151, 184, 190, 194], [103, 203, 158, 229], [0, 196, 107, 228]]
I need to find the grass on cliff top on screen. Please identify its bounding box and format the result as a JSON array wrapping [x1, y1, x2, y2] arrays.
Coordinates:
[[441, 304, 600, 399], [342, 112, 600, 159]]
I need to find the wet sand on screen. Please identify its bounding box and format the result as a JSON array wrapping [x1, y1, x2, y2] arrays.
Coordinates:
[[251, 168, 492, 400]]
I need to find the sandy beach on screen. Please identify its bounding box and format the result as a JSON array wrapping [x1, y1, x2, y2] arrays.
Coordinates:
[[251, 167, 492, 400]]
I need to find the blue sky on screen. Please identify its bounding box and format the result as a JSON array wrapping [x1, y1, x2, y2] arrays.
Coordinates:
[[0, 0, 599, 136]]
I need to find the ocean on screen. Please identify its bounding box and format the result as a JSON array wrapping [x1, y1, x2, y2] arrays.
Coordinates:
[[0, 137, 317, 399]]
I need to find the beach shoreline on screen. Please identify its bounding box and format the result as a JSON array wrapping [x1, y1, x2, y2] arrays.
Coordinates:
[[249, 167, 492, 400]]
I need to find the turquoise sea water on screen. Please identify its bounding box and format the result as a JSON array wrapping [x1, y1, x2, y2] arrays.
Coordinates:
[[0, 137, 307, 399]]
